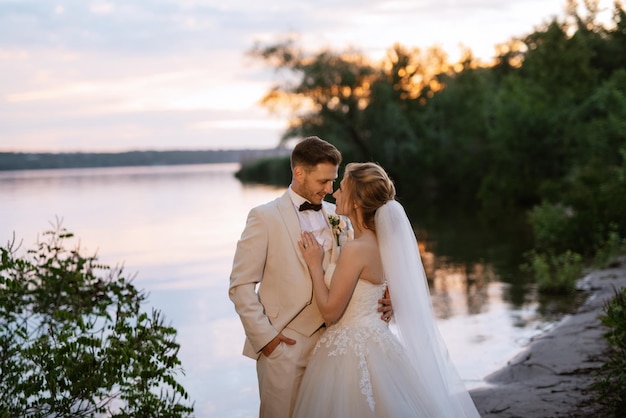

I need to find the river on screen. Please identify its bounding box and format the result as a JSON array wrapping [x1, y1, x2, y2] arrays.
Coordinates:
[[0, 163, 561, 417]]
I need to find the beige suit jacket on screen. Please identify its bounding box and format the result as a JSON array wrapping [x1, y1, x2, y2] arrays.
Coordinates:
[[229, 191, 340, 359]]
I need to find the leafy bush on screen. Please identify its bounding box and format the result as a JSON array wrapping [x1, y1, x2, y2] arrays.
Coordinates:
[[594, 286, 626, 416], [527, 202, 576, 253], [593, 227, 626, 268], [0, 226, 194, 417], [522, 250, 583, 294], [528, 161, 625, 256]]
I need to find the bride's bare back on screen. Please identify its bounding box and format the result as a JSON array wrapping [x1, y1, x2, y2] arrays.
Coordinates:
[[338, 229, 385, 286]]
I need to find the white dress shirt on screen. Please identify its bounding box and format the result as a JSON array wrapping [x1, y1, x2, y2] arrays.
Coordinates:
[[288, 186, 333, 253]]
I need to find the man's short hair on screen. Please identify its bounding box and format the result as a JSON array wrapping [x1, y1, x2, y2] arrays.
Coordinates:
[[290, 136, 342, 170]]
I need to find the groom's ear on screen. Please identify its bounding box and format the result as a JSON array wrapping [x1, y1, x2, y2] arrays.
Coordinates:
[[293, 166, 305, 183]]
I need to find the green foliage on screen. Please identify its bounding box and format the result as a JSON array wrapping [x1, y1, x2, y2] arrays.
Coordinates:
[[528, 202, 577, 254], [593, 227, 626, 269], [248, 41, 456, 196], [520, 19, 598, 103], [594, 286, 626, 415], [0, 226, 194, 417], [522, 250, 583, 295], [248, 2, 626, 280], [248, 39, 378, 160], [568, 69, 626, 166], [479, 74, 559, 209], [528, 149, 626, 257], [419, 66, 496, 203]]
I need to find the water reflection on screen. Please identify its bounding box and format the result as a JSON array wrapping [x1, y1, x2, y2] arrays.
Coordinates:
[[427, 259, 495, 319], [0, 164, 571, 417]]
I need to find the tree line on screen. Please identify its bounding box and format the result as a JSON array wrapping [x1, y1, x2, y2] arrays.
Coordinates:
[[0, 148, 290, 171], [238, 0, 626, 292]]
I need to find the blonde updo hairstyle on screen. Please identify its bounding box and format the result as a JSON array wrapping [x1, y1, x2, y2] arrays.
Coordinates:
[[343, 162, 396, 231]]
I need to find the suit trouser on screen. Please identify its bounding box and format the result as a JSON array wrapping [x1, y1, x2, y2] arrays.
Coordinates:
[[256, 326, 322, 418]]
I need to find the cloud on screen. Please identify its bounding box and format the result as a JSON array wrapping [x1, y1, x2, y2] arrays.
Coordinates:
[[0, 105, 284, 152], [0, 1, 223, 52], [0, 0, 343, 54], [5, 69, 256, 111], [2, 0, 607, 152]]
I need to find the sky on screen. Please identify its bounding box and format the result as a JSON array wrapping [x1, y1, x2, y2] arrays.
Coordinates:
[[0, 0, 615, 152]]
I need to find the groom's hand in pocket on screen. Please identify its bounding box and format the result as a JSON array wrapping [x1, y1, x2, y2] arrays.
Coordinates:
[[261, 333, 296, 357]]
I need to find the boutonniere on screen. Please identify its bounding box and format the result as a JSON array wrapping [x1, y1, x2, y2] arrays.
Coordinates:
[[328, 214, 347, 246]]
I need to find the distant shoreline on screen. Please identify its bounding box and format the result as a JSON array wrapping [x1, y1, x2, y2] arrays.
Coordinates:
[[0, 148, 290, 172]]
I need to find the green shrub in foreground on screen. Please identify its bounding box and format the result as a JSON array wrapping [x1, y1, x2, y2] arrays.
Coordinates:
[[594, 286, 626, 416], [0, 226, 194, 417]]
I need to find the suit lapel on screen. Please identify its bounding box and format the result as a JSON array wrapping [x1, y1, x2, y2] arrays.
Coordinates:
[[277, 192, 308, 268]]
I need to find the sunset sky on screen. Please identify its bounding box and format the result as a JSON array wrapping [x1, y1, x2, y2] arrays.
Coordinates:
[[0, 0, 614, 152]]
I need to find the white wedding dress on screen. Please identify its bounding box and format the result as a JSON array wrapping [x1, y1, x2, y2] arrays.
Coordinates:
[[293, 200, 481, 418], [292, 265, 440, 417]]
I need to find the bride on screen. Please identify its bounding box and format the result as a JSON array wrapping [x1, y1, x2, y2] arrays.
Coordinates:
[[294, 162, 480, 417]]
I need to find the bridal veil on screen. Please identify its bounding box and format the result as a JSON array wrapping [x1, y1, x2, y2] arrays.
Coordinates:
[[376, 200, 480, 417]]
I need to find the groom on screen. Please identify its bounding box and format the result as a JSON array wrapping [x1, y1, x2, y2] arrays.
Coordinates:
[[229, 136, 391, 418]]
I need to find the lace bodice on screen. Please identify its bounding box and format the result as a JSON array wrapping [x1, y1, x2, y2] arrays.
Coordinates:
[[322, 263, 387, 328], [316, 264, 404, 410]]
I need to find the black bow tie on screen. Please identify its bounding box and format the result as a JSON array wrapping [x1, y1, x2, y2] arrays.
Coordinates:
[[299, 201, 323, 212]]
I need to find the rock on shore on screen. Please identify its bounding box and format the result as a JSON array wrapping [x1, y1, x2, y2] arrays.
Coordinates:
[[469, 256, 626, 418]]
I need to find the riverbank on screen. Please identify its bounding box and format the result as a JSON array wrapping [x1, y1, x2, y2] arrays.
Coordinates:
[[469, 256, 626, 417]]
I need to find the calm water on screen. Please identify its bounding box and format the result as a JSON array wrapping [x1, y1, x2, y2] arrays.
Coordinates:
[[0, 164, 556, 417]]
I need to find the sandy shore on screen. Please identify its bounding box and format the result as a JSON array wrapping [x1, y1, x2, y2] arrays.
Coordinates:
[[469, 256, 626, 418]]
